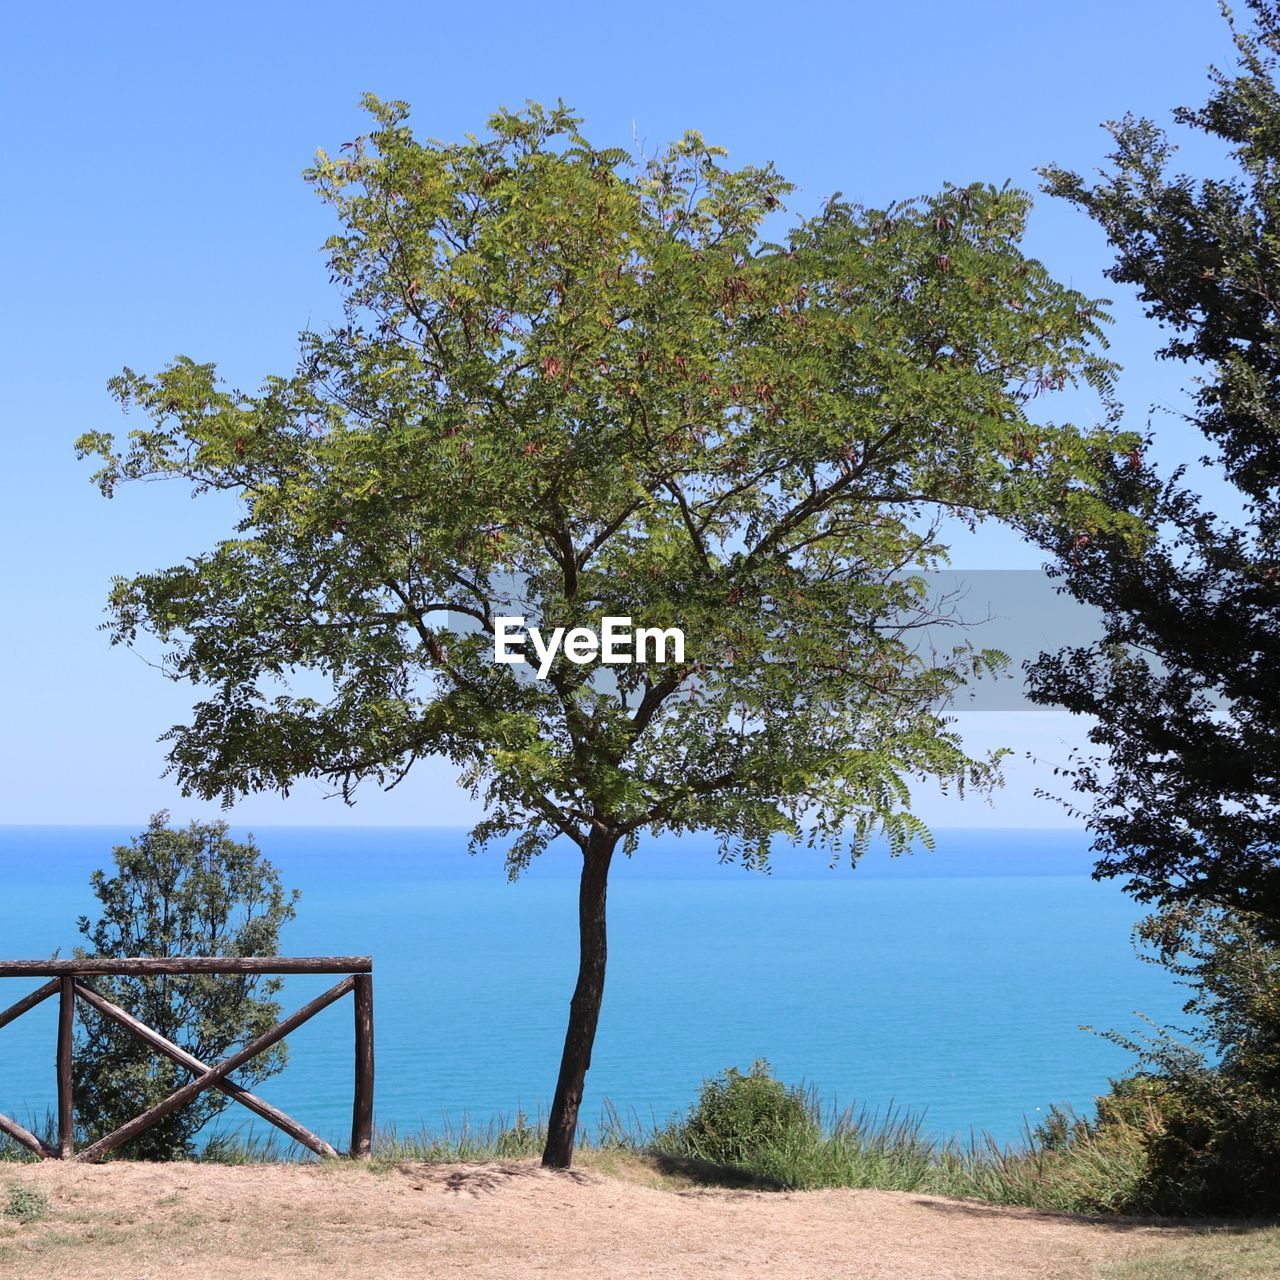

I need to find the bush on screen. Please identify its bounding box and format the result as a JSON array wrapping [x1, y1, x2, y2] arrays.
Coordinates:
[[1047, 906, 1280, 1216], [656, 1060, 819, 1170], [649, 1048, 1280, 1212], [1121, 1071, 1280, 1216]]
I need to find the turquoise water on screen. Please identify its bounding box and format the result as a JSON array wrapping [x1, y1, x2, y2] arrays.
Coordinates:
[[0, 826, 1192, 1151]]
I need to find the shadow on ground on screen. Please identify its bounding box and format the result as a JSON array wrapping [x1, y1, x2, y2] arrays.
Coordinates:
[[912, 1195, 1280, 1236]]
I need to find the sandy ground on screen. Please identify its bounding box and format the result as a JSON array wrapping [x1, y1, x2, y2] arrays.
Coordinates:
[[0, 1158, 1191, 1280]]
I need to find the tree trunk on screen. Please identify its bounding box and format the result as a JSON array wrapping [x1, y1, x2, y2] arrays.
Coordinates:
[[541, 829, 617, 1169]]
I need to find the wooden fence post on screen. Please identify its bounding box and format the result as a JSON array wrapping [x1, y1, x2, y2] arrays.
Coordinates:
[[351, 973, 374, 1158], [57, 976, 74, 1158]]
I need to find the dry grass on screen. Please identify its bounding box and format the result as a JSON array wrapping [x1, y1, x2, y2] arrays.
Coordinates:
[[0, 1156, 1269, 1280], [1098, 1224, 1280, 1279]]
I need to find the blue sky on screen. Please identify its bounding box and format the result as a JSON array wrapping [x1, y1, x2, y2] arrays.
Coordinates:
[[0, 1, 1236, 826]]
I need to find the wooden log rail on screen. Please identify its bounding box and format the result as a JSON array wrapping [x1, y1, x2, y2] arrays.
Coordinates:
[[0, 958, 373, 1162]]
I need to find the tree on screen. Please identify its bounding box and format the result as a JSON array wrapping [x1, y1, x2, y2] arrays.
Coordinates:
[[1068, 904, 1280, 1215], [74, 813, 298, 1159], [77, 98, 1142, 1167], [1025, 0, 1280, 936]]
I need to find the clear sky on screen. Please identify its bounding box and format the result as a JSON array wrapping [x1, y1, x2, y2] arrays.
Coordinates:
[[0, 0, 1237, 828]]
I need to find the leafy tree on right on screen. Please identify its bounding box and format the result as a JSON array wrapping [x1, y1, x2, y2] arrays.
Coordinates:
[[1025, 0, 1280, 938]]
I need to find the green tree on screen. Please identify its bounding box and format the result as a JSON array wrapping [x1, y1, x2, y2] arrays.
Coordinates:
[[1136, 905, 1280, 1099], [1071, 905, 1280, 1215], [74, 813, 298, 1159], [78, 98, 1142, 1167], [1026, 0, 1280, 934]]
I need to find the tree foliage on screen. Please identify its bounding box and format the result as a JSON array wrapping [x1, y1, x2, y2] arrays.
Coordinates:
[[1073, 904, 1280, 1215], [74, 813, 298, 1159], [78, 98, 1142, 1163], [1025, 0, 1280, 932], [81, 97, 1140, 872]]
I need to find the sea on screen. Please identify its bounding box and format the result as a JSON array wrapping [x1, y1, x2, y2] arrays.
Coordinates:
[[0, 826, 1194, 1153]]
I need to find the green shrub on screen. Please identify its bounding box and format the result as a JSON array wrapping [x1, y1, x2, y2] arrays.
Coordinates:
[[995, 1069, 1280, 1217], [1078, 907, 1280, 1216], [4, 1186, 48, 1224], [1127, 1074, 1280, 1216], [656, 1060, 820, 1171]]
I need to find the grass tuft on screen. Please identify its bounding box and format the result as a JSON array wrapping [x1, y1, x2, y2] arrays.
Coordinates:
[[4, 1185, 48, 1224]]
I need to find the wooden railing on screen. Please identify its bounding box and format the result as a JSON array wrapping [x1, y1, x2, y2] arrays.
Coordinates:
[[0, 957, 374, 1162]]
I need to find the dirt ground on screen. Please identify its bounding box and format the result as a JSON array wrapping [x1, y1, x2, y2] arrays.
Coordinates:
[[0, 1157, 1205, 1279]]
